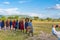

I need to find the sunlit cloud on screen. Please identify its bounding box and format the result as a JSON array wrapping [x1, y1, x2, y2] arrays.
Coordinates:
[[47, 4, 60, 10]]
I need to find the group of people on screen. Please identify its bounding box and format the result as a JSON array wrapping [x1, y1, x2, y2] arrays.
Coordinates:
[[0, 18, 33, 36]]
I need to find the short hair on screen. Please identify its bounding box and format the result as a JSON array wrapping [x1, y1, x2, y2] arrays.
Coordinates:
[[30, 20, 32, 22], [56, 25, 58, 28], [25, 18, 29, 21]]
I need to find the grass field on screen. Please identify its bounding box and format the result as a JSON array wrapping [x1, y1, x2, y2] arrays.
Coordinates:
[[0, 30, 29, 40], [33, 21, 60, 34], [0, 21, 60, 40]]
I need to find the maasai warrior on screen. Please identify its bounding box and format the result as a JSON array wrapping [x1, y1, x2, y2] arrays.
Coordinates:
[[10, 20, 12, 30], [15, 20, 19, 30], [25, 18, 29, 33], [12, 20, 16, 30], [0, 19, 1, 30], [1, 20, 4, 29], [6, 19, 10, 30], [19, 20, 21, 30], [20, 20, 24, 33]]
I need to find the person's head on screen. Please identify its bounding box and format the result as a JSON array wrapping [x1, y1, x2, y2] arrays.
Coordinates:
[[16, 20, 18, 21], [55, 25, 58, 28], [25, 18, 29, 22], [13, 19, 16, 21], [53, 24, 58, 28], [2, 20, 4, 22], [30, 20, 32, 22]]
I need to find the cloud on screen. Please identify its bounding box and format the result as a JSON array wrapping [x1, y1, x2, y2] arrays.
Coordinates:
[[0, 8, 21, 15], [23, 13, 49, 18], [19, 0, 32, 4], [0, 8, 60, 18], [3, 2, 10, 5], [54, 4, 60, 9], [47, 4, 60, 10], [0, 8, 47, 18]]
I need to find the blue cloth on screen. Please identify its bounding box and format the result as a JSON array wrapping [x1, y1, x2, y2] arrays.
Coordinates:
[[15, 21, 19, 29], [1, 21, 4, 28], [16, 21, 18, 26], [28, 22, 33, 28], [25, 22, 28, 29], [10, 21, 12, 27], [28, 22, 33, 33], [0, 22, 1, 27]]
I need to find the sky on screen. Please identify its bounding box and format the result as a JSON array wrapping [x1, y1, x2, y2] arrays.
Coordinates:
[[0, 0, 60, 18]]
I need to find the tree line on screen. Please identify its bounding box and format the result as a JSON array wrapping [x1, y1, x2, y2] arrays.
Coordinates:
[[0, 16, 60, 22]]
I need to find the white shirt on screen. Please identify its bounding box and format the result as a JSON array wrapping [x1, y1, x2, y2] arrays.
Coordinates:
[[52, 27, 60, 38]]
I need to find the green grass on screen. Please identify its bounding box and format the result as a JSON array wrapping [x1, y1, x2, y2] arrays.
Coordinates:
[[0, 30, 29, 40], [33, 22, 60, 34]]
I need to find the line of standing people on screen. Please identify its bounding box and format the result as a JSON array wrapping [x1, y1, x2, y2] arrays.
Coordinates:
[[0, 18, 33, 36]]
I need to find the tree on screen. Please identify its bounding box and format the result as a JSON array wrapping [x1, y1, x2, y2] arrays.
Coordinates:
[[34, 16, 39, 20], [8, 16, 14, 19], [14, 15, 19, 19], [1, 16, 6, 20], [46, 17, 52, 21]]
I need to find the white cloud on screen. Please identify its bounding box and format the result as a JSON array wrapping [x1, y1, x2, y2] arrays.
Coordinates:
[[0, 8, 21, 15], [0, 8, 60, 18], [23, 13, 48, 18], [0, 8, 47, 18], [54, 4, 60, 9], [47, 4, 60, 10], [19, 0, 32, 4], [3, 2, 10, 5]]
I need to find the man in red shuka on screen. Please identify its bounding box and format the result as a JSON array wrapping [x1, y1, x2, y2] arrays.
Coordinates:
[[12, 19, 16, 30], [20, 20, 24, 33]]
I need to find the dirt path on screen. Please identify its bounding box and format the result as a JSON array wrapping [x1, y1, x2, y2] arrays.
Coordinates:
[[25, 31, 57, 40]]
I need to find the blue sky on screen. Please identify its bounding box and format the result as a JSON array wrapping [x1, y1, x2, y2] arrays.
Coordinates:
[[0, 0, 60, 18]]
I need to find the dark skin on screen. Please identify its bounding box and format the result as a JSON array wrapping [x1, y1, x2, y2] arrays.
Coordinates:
[[28, 20, 33, 36], [25, 18, 29, 34]]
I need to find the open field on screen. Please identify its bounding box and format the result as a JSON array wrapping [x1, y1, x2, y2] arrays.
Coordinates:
[[33, 21, 60, 34], [0, 21, 60, 40], [31, 21, 60, 40]]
